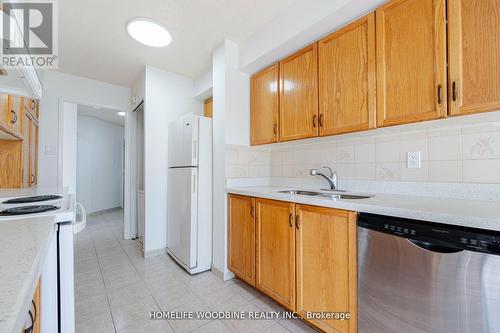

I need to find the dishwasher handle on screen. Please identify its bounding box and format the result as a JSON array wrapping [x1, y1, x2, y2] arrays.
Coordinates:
[[408, 239, 464, 254]]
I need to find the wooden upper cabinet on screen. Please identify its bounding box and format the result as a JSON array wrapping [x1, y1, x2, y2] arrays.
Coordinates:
[[22, 111, 31, 187], [318, 13, 376, 136], [448, 0, 500, 116], [251, 64, 279, 145], [30, 120, 38, 185], [203, 97, 213, 118], [8, 95, 24, 138], [0, 93, 9, 131], [376, 0, 447, 127], [228, 194, 256, 286], [279, 43, 319, 141], [255, 198, 296, 310], [295, 205, 357, 333]]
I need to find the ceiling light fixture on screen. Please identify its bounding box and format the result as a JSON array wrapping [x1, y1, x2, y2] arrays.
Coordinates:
[[126, 18, 172, 47], [117, 111, 126, 117]]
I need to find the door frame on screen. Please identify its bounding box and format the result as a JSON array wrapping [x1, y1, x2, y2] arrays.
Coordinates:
[[57, 98, 134, 240]]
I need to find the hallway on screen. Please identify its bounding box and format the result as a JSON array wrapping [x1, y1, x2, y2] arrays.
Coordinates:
[[74, 209, 317, 333]]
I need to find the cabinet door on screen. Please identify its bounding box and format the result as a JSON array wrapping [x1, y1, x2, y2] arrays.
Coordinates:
[[255, 198, 295, 310], [251, 64, 279, 145], [0, 93, 9, 131], [448, 0, 500, 116], [376, 0, 447, 127], [279, 44, 319, 141], [204, 97, 213, 118], [228, 194, 256, 286], [8, 95, 24, 138], [30, 120, 38, 186], [23, 111, 31, 187], [318, 13, 376, 136], [296, 205, 357, 333]]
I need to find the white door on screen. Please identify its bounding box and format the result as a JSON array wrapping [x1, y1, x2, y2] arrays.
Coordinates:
[[167, 167, 198, 268], [168, 115, 199, 167]]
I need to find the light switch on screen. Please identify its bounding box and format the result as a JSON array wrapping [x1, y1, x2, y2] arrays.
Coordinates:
[[45, 145, 57, 155], [407, 151, 421, 169]]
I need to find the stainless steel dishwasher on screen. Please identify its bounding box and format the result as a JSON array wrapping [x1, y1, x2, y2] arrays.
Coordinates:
[[357, 213, 500, 333]]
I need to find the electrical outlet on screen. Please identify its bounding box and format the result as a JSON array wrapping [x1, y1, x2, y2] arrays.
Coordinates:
[[407, 151, 421, 169]]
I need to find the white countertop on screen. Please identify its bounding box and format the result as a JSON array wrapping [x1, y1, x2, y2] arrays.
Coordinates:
[[0, 216, 56, 333], [227, 186, 500, 231]]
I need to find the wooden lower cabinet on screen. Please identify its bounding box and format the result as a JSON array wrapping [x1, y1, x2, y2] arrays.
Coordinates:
[[296, 205, 357, 333], [228, 194, 256, 286], [255, 198, 295, 310], [228, 195, 357, 332]]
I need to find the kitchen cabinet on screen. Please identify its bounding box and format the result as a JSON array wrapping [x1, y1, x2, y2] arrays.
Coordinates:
[[228, 194, 357, 332], [30, 119, 38, 185], [318, 13, 376, 136], [8, 95, 24, 138], [204, 97, 213, 118], [0, 96, 38, 188], [22, 110, 31, 187], [0, 93, 10, 131], [279, 43, 319, 141], [251, 64, 279, 145], [295, 204, 357, 333], [376, 0, 447, 127], [255, 198, 295, 310], [228, 194, 256, 286], [448, 0, 500, 116], [26, 98, 39, 120]]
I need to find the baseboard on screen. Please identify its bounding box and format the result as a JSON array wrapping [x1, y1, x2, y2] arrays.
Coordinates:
[[212, 266, 235, 281], [87, 206, 123, 216], [144, 247, 167, 258]]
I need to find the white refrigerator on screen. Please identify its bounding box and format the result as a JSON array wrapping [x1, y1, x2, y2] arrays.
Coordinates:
[[167, 113, 212, 274]]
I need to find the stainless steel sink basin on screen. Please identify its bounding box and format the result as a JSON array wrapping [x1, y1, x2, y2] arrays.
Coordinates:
[[277, 190, 323, 196], [277, 189, 372, 200]]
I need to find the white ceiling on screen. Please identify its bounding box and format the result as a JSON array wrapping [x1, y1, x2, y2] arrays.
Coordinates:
[[58, 0, 296, 87], [78, 105, 125, 127]]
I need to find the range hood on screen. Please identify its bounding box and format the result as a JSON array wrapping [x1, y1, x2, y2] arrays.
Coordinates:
[[0, 10, 43, 99]]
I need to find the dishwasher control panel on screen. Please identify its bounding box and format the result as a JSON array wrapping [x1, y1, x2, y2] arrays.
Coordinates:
[[358, 213, 500, 255]]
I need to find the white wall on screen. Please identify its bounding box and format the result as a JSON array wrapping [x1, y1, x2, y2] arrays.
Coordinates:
[[212, 39, 250, 279], [143, 65, 203, 255], [76, 115, 124, 214], [239, 0, 385, 74], [39, 70, 130, 188], [61, 103, 78, 194], [193, 68, 213, 101]]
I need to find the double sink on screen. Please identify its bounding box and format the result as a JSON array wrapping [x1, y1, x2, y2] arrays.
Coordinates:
[[277, 189, 372, 200]]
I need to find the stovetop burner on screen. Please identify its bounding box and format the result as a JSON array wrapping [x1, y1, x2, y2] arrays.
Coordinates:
[[0, 205, 60, 215], [2, 195, 63, 204]]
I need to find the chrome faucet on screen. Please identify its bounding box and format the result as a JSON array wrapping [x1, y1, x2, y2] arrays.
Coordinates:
[[310, 166, 338, 191]]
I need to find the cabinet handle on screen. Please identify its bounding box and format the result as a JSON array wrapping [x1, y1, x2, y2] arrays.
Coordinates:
[[25, 310, 34, 333], [250, 205, 254, 218], [312, 115, 317, 128], [295, 214, 300, 230], [452, 81, 457, 102], [437, 85, 442, 105], [319, 114, 324, 127], [288, 213, 293, 228], [31, 174, 35, 184], [10, 110, 17, 124], [273, 123, 277, 135]]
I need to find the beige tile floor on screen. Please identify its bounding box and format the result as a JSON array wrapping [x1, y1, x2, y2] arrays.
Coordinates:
[[74, 209, 318, 333]]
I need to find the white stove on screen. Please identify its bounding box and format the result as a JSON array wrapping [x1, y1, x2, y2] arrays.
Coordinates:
[[0, 188, 86, 333]]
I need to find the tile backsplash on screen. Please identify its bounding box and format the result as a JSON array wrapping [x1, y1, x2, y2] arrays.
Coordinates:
[[226, 111, 500, 184]]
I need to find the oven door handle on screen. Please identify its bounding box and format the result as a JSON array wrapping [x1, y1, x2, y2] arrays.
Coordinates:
[[73, 202, 87, 234], [408, 239, 463, 254]]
